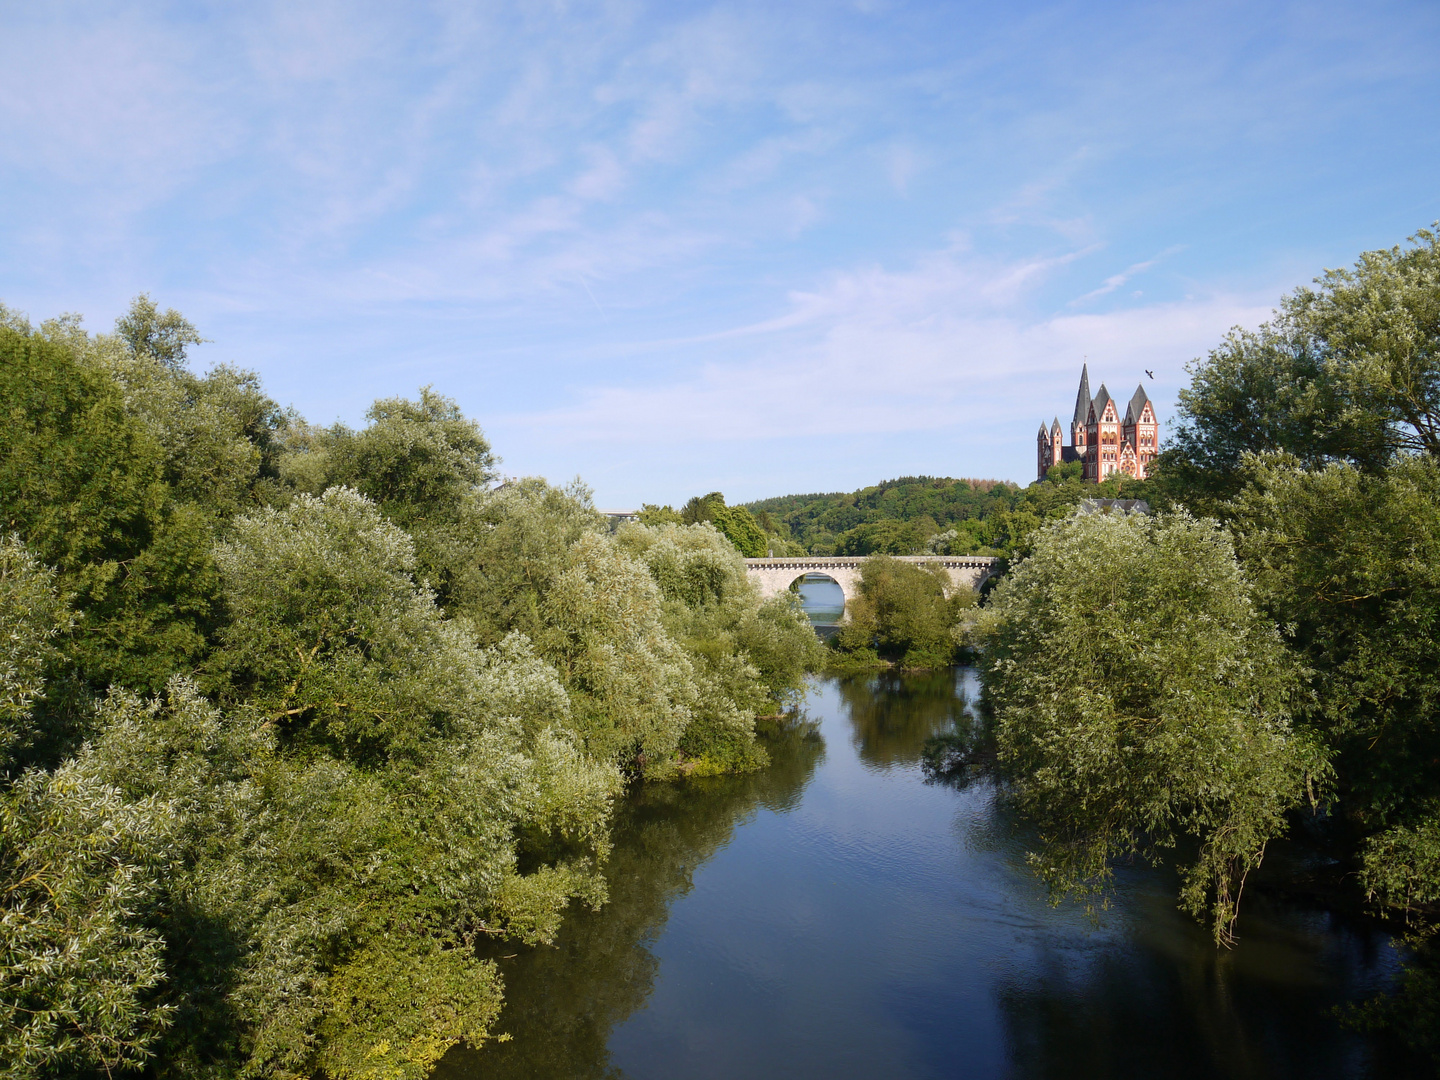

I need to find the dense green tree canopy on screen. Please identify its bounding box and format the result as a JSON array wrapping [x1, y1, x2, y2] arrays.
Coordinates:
[[0, 294, 829, 1077], [1160, 227, 1440, 503], [679, 492, 769, 557], [1226, 455, 1440, 822], [0, 320, 220, 694], [978, 510, 1326, 943], [833, 555, 973, 670]]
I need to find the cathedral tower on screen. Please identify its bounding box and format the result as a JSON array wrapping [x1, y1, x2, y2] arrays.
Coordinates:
[[1037, 365, 1159, 482]]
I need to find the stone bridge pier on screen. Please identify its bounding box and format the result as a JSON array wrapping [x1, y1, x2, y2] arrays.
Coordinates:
[[744, 556, 1001, 619]]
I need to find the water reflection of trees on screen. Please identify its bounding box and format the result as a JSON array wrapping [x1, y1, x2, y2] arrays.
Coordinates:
[[995, 891, 1392, 1080], [836, 668, 973, 768], [434, 716, 825, 1080]]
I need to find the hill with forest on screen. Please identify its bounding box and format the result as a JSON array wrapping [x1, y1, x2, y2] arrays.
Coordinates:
[[742, 468, 1153, 557]]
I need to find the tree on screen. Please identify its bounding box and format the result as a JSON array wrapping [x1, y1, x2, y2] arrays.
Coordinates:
[[833, 517, 934, 555], [0, 761, 172, 1078], [1159, 227, 1440, 502], [636, 503, 683, 526], [0, 535, 171, 1078], [977, 510, 1327, 943], [0, 537, 69, 768], [833, 555, 972, 669], [115, 292, 206, 371], [445, 480, 816, 776], [539, 530, 700, 773], [1144, 226, 1440, 1056], [134, 485, 618, 1075], [0, 321, 219, 696], [1221, 453, 1440, 1061], [1226, 454, 1440, 823], [275, 388, 497, 605], [680, 492, 768, 557], [1296, 227, 1440, 459], [616, 521, 823, 771], [336, 388, 495, 526]]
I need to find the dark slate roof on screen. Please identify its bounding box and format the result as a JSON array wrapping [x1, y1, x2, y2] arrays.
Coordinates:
[[1091, 383, 1113, 420], [1125, 383, 1151, 424], [1051, 416, 1062, 432], [1072, 364, 1091, 426]]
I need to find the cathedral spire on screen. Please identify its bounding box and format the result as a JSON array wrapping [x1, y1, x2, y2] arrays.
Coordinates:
[[1072, 363, 1091, 426]]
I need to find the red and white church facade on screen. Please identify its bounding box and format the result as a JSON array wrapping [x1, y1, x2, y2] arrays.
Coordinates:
[[1037, 365, 1159, 482]]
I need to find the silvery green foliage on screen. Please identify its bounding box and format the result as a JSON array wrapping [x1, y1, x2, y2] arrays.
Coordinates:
[[108, 486, 624, 1075], [978, 509, 1328, 944], [0, 538, 68, 768], [0, 759, 172, 1078], [78, 679, 616, 1077], [926, 528, 961, 555], [442, 478, 699, 772], [617, 522, 767, 747], [543, 530, 699, 771], [616, 521, 822, 769], [448, 480, 819, 774], [616, 518, 821, 700], [212, 485, 490, 759], [473, 631, 574, 737], [447, 475, 607, 648]]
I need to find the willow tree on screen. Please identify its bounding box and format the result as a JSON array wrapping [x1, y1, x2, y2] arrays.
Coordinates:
[[617, 520, 822, 771], [978, 510, 1328, 943], [0, 536, 172, 1078], [179, 486, 619, 1076]]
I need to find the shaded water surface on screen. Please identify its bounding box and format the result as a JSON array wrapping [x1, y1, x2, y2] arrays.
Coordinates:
[[440, 672, 1398, 1080]]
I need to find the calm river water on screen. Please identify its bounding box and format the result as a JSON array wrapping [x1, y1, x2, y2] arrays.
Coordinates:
[[439, 665, 1400, 1080]]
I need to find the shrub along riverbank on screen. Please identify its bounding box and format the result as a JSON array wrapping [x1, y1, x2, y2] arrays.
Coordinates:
[[0, 299, 821, 1078]]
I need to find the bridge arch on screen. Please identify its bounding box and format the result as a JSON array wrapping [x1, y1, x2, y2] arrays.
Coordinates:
[[788, 569, 853, 616], [745, 555, 1001, 621]]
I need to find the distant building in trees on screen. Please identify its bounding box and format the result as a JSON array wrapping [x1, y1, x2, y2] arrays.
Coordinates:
[[1037, 364, 1159, 482]]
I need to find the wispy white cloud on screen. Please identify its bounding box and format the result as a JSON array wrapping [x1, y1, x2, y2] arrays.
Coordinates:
[[502, 241, 1272, 454], [1069, 245, 1186, 307]]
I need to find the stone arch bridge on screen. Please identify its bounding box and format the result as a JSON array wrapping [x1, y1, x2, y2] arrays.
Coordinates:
[[745, 556, 1001, 617]]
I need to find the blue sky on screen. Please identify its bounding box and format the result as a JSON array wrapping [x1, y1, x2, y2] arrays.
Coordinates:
[[2, 0, 1438, 507]]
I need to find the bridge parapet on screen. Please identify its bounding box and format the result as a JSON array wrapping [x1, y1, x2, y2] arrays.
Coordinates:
[[744, 555, 1001, 615]]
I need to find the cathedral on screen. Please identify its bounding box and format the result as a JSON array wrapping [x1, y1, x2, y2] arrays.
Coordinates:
[[1037, 364, 1159, 482]]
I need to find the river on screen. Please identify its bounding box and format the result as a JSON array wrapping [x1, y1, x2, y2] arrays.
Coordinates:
[[439, 665, 1399, 1080]]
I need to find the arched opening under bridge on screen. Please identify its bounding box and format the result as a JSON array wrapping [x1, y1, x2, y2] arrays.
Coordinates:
[[791, 572, 847, 628]]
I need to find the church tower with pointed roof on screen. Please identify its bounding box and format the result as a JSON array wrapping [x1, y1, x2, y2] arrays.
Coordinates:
[[1037, 366, 1159, 481], [1071, 363, 1091, 451]]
